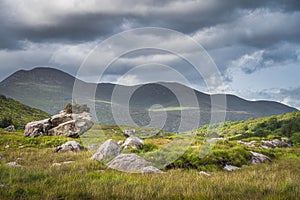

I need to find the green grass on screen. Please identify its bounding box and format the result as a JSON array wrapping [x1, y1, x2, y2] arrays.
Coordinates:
[[0, 127, 300, 199]]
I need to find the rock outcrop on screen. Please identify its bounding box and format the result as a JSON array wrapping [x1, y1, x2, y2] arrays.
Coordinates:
[[107, 153, 162, 173], [24, 104, 93, 137], [91, 139, 121, 161], [53, 141, 83, 152], [249, 151, 272, 164], [261, 139, 291, 149]]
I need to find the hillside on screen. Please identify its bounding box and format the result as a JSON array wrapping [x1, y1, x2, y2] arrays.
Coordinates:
[[0, 94, 50, 129], [0, 109, 299, 199], [0, 67, 297, 131]]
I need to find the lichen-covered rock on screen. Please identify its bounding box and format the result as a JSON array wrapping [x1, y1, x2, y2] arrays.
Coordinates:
[[122, 136, 143, 150], [107, 153, 161, 173], [249, 151, 272, 164], [4, 125, 16, 132], [24, 118, 51, 137], [53, 141, 83, 152], [91, 139, 121, 161], [24, 105, 93, 138]]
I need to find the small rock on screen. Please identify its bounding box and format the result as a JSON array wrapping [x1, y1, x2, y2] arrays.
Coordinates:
[[261, 141, 276, 148], [117, 140, 123, 145], [53, 141, 83, 152], [271, 139, 290, 148], [122, 136, 143, 150], [224, 165, 239, 171], [4, 125, 16, 132], [51, 161, 74, 167], [91, 139, 121, 161], [5, 145, 9, 149], [199, 171, 212, 177], [123, 129, 136, 137], [0, 184, 7, 188], [238, 140, 256, 147], [107, 153, 159, 173], [249, 151, 271, 164], [6, 162, 21, 167]]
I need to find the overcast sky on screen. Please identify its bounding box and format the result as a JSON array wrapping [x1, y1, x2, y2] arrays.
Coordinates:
[[0, 0, 299, 109]]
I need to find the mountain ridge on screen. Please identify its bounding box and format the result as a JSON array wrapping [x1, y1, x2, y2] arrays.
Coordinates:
[[0, 67, 297, 131]]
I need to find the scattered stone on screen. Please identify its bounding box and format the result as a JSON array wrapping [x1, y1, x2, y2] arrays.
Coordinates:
[[249, 151, 271, 164], [271, 139, 290, 148], [4, 125, 16, 132], [122, 136, 143, 150], [199, 171, 212, 177], [107, 153, 161, 173], [0, 184, 7, 188], [261, 140, 276, 148], [224, 165, 239, 171], [238, 140, 256, 147], [53, 141, 83, 152], [6, 162, 21, 167], [24, 104, 94, 138], [18, 145, 24, 149], [122, 129, 136, 137], [51, 161, 74, 167], [5, 145, 9, 149], [91, 139, 121, 161]]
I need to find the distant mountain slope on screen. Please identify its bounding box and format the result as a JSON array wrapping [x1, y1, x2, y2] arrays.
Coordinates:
[[0, 94, 50, 129], [0, 67, 297, 131]]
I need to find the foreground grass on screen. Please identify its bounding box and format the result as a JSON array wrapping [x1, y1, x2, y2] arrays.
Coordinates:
[[1, 129, 300, 199]]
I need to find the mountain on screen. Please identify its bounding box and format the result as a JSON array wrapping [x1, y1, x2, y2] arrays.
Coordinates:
[[0, 94, 50, 129], [0, 67, 297, 131]]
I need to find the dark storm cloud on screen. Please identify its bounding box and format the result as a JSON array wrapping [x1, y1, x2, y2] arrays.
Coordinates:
[[1, 0, 300, 50]]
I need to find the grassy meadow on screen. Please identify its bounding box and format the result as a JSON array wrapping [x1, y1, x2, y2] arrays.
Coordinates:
[[1, 123, 300, 199]]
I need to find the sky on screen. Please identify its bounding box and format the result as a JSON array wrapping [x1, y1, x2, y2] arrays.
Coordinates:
[[0, 0, 299, 109]]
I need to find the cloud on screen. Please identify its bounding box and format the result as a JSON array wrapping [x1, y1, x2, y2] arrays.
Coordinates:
[[227, 43, 299, 75]]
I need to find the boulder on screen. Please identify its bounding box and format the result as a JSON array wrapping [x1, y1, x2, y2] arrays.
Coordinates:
[[53, 141, 83, 152], [238, 140, 256, 147], [4, 125, 16, 132], [249, 151, 271, 164], [123, 129, 136, 137], [122, 136, 143, 150], [107, 153, 161, 173], [24, 106, 93, 138], [224, 165, 239, 171], [50, 113, 73, 127], [261, 140, 276, 148], [91, 139, 121, 161], [271, 139, 290, 148], [24, 118, 51, 137]]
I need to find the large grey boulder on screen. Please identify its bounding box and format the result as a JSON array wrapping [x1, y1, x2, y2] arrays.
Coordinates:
[[24, 119, 51, 137], [53, 141, 83, 152], [107, 153, 162, 173], [24, 106, 93, 138], [249, 151, 272, 164], [91, 139, 121, 161], [122, 136, 143, 150], [261, 140, 276, 149]]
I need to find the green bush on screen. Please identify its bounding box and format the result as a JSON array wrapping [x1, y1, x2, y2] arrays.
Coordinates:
[[291, 132, 300, 145]]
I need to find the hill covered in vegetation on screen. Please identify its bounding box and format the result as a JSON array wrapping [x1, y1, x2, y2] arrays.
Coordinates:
[[0, 94, 50, 129]]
